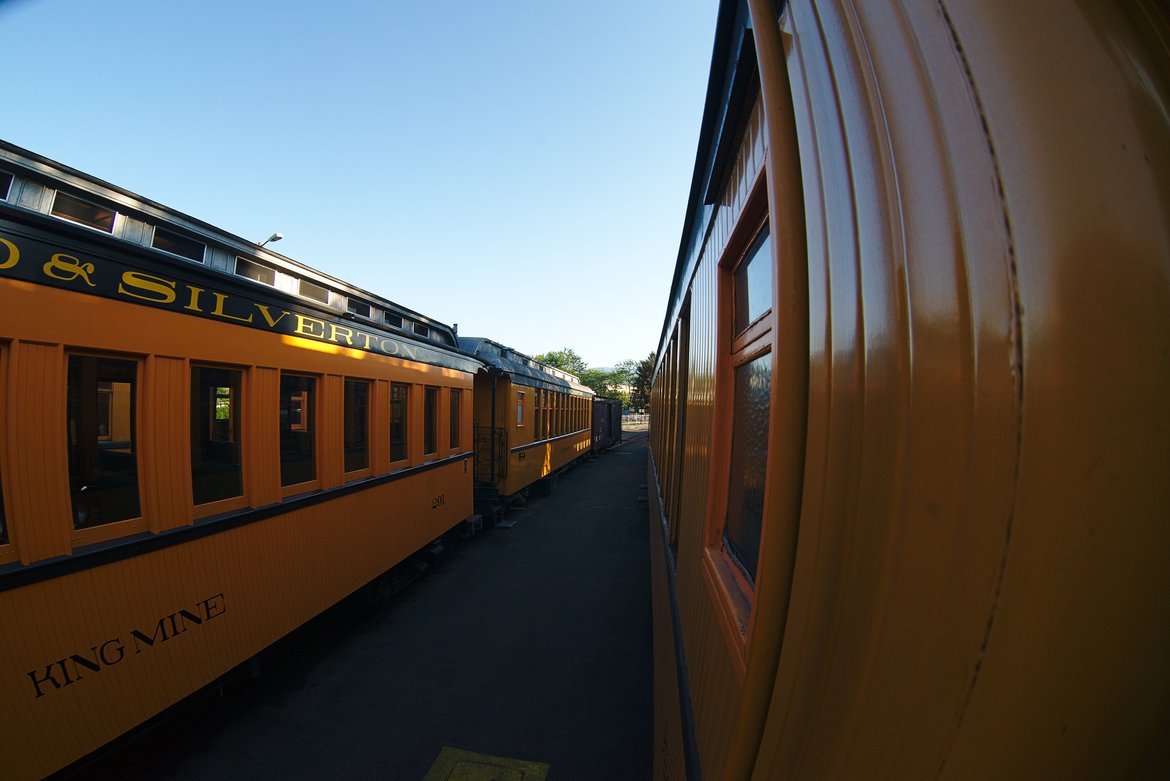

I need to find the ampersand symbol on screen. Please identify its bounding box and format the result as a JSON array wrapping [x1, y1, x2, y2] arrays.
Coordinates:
[[43, 253, 97, 287]]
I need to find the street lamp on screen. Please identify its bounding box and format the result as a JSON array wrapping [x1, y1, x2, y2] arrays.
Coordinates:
[[259, 232, 283, 248]]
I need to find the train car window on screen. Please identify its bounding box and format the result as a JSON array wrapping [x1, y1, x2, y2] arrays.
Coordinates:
[[423, 386, 438, 455], [279, 374, 317, 486], [0, 171, 12, 200], [534, 389, 543, 439], [414, 323, 430, 338], [724, 352, 771, 581], [152, 227, 206, 263], [719, 219, 774, 585], [300, 279, 330, 304], [344, 379, 370, 472], [384, 312, 403, 329], [450, 388, 461, 449], [191, 366, 243, 505], [67, 355, 141, 528], [236, 258, 276, 286], [390, 382, 409, 462], [517, 390, 526, 428], [734, 227, 773, 335], [51, 191, 115, 233], [347, 300, 371, 318]]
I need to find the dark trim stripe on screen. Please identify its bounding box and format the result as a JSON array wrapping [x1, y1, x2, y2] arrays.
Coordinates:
[[510, 428, 591, 453], [0, 451, 474, 594], [648, 450, 704, 781]]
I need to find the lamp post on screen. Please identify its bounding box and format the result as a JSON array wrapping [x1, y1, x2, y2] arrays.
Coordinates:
[[259, 232, 283, 248]]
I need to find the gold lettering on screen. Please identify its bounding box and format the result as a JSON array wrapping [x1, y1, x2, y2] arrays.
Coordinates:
[[381, 339, 400, 355], [44, 253, 96, 287], [352, 331, 375, 350], [0, 237, 19, 270], [329, 324, 355, 346], [184, 285, 205, 312], [255, 304, 291, 328], [400, 343, 420, 361], [211, 292, 254, 323], [294, 314, 325, 337], [118, 271, 177, 304]]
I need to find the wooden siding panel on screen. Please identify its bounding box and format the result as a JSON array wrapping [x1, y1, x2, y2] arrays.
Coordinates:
[[143, 355, 193, 531], [246, 366, 281, 508], [8, 340, 71, 561]]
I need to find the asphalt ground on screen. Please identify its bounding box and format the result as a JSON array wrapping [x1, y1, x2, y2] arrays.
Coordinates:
[[64, 431, 652, 781]]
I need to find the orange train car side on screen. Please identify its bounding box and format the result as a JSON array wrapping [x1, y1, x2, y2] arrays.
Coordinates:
[[0, 143, 480, 779], [648, 0, 1170, 779]]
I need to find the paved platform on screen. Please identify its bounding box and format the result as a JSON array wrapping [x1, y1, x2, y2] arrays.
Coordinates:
[[65, 432, 652, 781]]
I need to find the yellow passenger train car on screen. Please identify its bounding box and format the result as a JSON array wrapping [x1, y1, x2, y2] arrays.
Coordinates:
[[458, 337, 594, 518], [0, 142, 481, 779], [648, 1, 1170, 779]]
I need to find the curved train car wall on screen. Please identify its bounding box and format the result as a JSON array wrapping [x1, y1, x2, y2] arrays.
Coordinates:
[[458, 337, 594, 516], [0, 142, 482, 779], [647, 0, 1170, 779]]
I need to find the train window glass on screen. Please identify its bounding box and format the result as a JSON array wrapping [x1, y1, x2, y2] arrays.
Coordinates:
[[390, 382, 409, 462], [279, 374, 316, 486], [347, 300, 371, 318], [51, 191, 115, 233], [517, 390, 525, 427], [236, 258, 276, 286], [423, 386, 438, 455], [300, 279, 329, 304], [191, 366, 243, 505], [384, 312, 403, 329], [534, 390, 543, 439], [734, 225, 773, 336], [0, 171, 12, 201], [152, 227, 205, 263], [723, 351, 772, 582], [414, 323, 430, 338], [67, 355, 141, 529], [344, 379, 370, 472], [450, 388, 461, 449]]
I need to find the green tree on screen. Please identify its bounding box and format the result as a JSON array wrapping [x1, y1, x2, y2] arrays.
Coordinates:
[[534, 347, 588, 376], [630, 351, 655, 412]]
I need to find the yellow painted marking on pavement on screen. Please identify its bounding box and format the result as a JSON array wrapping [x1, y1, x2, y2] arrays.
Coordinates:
[[422, 747, 549, 781]]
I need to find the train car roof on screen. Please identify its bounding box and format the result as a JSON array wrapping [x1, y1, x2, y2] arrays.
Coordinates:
[[457, 337, 595, 396], [0, 139, 473, 369], [654, 0, 749, 377]]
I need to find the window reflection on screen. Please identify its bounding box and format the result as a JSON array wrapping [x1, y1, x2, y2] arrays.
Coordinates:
[[191, 367, 243, 504], [724, 352, 772, 582], [344, 379, 370, 472], [68, 355, 140, 528], [280, 375, 316, 486]]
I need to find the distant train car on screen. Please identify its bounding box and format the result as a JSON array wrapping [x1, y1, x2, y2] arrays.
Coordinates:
[[458, 337, 594, 517], [591, 397, 623, 454], [648, 1, 1170, 779], [0, 142, 481, 780]]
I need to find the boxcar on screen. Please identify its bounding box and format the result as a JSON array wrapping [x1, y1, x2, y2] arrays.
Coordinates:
[[591, 397, 623, 455], [458, 337, 594, 517], [0, 142, 481, 780], [648, 1, 1170, 779]]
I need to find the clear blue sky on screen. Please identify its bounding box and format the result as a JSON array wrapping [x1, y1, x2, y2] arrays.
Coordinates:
[[1, 0, 715, 369]]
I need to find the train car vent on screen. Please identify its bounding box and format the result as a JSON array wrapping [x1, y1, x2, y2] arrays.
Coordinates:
[[51, 191, 115, 233], [152, 227, 206, 262], [236, 258, 276, 286], [300, 279, 329, 303]]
